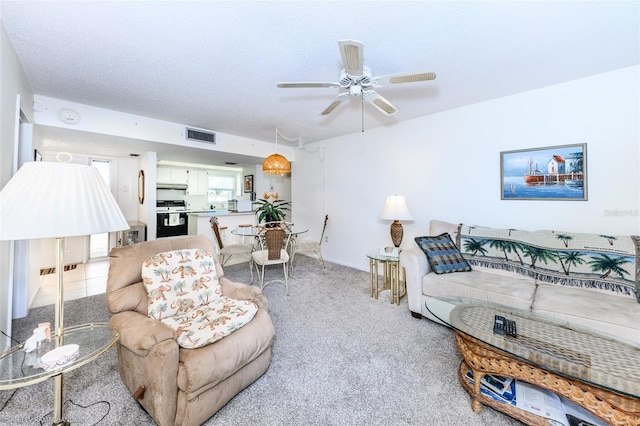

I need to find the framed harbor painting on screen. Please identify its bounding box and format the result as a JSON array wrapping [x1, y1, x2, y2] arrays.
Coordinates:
[[501, 143, 587, 201]]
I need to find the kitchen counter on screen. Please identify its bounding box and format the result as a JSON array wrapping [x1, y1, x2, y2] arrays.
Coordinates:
[[187, 211, 254, 216], [188, 211, 257, 250]]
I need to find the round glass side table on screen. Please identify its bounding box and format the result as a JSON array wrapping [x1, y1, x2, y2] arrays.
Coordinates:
[[366, 249, 406, 305], [0, 323, 119, 425]]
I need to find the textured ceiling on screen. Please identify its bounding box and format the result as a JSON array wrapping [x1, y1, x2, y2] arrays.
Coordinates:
[[2, 1, 639, 160]]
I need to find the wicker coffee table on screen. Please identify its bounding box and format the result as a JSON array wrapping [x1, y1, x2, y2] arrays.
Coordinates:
[[426, 299, 640, 426]]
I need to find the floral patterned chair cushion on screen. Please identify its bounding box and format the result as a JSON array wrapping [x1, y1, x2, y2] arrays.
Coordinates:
[[142, 248, 258, 349]]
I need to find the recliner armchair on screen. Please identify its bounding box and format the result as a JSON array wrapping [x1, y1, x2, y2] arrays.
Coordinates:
[[106, 235, 276, 426]]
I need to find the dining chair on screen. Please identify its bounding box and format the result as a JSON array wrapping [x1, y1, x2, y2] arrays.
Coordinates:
[[294, 214, 328, 269], [210, 216, 253, 280], [251, 223, 293, 294]]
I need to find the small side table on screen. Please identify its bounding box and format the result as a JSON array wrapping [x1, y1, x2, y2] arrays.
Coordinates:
[[117, 221, 146, 247], [366, 250, 406, 305], [0, 323, 119, 424]]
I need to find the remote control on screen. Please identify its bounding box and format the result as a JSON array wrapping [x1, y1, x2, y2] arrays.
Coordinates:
[[493, 315, 505, 335], [505, 319, 517, 337]]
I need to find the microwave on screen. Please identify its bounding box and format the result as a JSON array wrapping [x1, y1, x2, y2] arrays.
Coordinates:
[[228, 199, 253, 212]]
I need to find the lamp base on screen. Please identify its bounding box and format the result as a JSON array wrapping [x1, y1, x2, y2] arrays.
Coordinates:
[[390, 220, 403, 248]]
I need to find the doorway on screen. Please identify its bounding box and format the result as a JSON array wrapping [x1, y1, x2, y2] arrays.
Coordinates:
[[89, 159, 112, 259]]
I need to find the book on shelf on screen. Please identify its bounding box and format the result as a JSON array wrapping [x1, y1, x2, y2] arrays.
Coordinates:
[[465, 371, 607, 426]]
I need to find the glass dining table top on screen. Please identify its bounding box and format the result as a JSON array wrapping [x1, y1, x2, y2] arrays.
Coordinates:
[[231, 225, 308, 237]]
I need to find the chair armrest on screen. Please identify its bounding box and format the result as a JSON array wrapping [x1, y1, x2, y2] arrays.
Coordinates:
[[110, 311, 177, 357], [400, 248, 430, 316], [220, 277, 269, 311]]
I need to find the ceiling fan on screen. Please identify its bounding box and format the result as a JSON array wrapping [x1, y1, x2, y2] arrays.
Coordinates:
[[277, 39, 436, 117]]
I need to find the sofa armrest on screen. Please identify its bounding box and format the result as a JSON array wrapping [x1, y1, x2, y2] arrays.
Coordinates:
[[220, 277, 269, 311], [400, 247, 430, 316], [110, 311, 177, 357]]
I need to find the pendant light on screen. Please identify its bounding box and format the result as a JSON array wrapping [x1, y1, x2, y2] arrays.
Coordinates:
[[263, 128, 291, 175]]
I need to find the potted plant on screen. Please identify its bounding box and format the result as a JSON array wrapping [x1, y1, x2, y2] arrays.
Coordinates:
[[253, 192, 291, 224]]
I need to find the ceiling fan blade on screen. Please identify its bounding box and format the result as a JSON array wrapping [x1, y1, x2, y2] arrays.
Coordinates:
[[374, 71, 437, 86], [277, 82, 339, 88], [363, 90, 398, 116], [320, 93, 349, 115], [338, 39, 364, 77]]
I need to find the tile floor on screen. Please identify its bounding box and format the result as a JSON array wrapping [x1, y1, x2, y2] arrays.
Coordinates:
[[32, 258, 110, 308]]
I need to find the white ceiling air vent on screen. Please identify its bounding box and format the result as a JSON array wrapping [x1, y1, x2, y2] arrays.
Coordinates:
[[185, 127, 216, 144]]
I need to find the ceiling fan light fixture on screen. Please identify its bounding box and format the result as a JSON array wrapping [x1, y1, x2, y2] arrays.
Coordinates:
[[262, 153, 291, 175], [278, 39, 436, 117]]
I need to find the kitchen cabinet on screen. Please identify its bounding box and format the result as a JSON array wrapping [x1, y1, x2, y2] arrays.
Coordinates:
[[187, 169, 209, 195], [157, 167, 188, 185]]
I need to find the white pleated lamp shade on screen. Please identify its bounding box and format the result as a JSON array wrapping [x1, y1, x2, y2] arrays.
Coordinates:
[[0, 161, 129, 241], [378, 195, 414, 221]]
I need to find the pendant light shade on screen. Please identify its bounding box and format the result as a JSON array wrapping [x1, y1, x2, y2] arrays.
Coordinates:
[[263, 128, 291, 175], [263, 153, 291, 175]]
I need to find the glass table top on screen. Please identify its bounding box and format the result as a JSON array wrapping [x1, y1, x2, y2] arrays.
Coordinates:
[[366, 249, 400, 262], [426, 298, 640, 399], [0, 323, 119, 390], [231, 226, 308, 237]]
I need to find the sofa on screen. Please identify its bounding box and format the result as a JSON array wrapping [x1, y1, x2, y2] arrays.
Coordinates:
[[106, 235, 276, 426], [400, 219, 640, 346]]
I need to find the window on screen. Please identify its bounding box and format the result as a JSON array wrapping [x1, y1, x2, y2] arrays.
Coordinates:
[[207, 174, 238, 203]]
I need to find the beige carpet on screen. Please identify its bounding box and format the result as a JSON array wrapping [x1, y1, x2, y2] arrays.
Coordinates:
[[5, 256, 521, 425]]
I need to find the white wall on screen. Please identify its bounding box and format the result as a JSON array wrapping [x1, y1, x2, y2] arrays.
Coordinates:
[[0, 21, 34, 349], [292, 66, 640, 271], [33, 95, 295, 161]]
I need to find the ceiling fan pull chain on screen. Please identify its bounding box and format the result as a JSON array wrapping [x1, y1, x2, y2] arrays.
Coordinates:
[[361, 91, 365, 134]]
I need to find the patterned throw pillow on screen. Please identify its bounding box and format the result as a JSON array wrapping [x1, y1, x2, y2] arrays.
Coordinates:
[[142, 249, 222, 320], [415, 233, 472, 274], [142, 248, 258, 348], [161, 296, 258, 349]]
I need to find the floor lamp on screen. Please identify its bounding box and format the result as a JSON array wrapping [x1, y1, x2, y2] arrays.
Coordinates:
[[0, 159, 129, 426]]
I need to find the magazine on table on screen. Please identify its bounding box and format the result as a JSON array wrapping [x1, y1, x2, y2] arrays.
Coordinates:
[[464, 371, 607, 426], [465, 370, 515, 404]]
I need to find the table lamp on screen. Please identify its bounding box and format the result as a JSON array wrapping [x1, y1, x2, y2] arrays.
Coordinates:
[[0, 157, 129, 426], [378, 195, 414, 248]]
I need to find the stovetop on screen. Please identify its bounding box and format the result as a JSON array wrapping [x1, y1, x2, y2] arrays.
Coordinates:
[[157, 200, 186, 212]]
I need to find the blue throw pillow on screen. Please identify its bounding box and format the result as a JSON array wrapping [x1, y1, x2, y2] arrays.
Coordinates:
[[415, 233, 472, 274]]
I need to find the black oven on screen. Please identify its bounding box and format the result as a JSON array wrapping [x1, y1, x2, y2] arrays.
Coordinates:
[[157, 212, 188, 238], [156, 200, 188, 238]]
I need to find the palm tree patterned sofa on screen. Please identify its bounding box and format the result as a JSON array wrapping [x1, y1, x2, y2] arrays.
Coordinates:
[[400, 219, 640, 345]]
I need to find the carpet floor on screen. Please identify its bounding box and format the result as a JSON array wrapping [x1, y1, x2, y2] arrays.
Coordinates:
[[2, 255, 522, 425]]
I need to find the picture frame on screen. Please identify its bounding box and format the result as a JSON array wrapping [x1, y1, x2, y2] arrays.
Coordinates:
[[244, 175, 254, 193], [34, 149, 42, 162], [138, 170, 145, 204], [501, 143, 587, 201]]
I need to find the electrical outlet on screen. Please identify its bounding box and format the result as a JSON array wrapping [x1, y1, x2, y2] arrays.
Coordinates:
[[324, 236, 328, 242]]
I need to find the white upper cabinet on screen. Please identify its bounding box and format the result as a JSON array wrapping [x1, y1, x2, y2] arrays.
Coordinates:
[[157, 167, 188, 185], [187, 169, 209, 195]]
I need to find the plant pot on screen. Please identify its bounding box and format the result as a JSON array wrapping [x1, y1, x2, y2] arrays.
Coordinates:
[[265, 214, 277, 227]]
